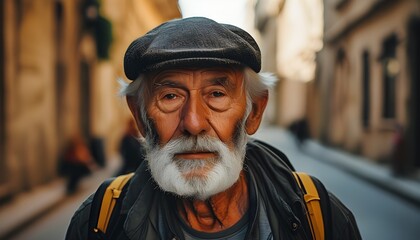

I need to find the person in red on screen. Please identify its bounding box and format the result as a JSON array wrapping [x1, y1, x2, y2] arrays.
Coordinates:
[[61, 134, 96, 194], [66, 17, 361, 239]]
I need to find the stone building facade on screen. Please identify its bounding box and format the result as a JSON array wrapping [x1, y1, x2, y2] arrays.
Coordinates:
[[255, 0, 324, 126], [0, 0, 95, 200], [0, 0, 180, 202], [309, 0, 420, 174]]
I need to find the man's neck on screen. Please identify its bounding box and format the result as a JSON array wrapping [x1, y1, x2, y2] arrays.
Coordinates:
[[177, 171, 249, 233]]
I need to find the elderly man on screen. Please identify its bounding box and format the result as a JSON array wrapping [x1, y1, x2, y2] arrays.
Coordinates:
[[66, 17, 360, 240]]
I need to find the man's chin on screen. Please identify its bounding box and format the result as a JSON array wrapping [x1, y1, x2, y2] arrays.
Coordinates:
[[178, 173, 238, 200], [181, 169, 211, 180], [153, 168, 241, 200]]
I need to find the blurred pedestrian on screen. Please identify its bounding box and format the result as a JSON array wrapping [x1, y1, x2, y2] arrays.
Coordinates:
[[289, 118, 309, 147], [60, 134, 96, 194], [390, 123, 407, 176], [115, 118, 145, 176]]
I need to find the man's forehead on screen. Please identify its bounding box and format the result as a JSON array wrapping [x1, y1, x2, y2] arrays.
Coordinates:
[[147, 67, 244, 84]]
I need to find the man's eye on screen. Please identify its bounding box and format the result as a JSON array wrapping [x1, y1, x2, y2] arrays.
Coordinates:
[[157, 92, 184, 112], [163, 93, 177, 100], [211, 91, 225, 97]]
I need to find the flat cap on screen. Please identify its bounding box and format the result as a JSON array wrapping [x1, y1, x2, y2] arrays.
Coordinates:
[[124, 17, 261, 80]]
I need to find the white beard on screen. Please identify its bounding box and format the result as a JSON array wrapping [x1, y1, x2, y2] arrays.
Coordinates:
[[145, 133, 248, 200]]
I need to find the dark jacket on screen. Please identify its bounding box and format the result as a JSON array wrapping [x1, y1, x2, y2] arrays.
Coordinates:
[[66, 139, 361, 240]]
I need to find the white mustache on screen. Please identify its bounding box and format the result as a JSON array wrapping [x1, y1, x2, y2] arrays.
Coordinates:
[[164, 135, 224, 157]]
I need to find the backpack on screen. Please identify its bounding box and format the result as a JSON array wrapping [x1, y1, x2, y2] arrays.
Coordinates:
[[88, 171, 331, 240]]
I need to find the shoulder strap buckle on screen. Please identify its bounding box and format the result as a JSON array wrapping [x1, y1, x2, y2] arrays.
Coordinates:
[[293, 172, 324, 240]]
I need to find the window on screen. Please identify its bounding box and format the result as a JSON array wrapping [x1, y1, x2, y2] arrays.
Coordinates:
[[362, 51, 370, 127], [381, 34, 398, 119]]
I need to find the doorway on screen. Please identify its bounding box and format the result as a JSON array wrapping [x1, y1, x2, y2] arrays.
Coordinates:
[[407, 16, 420, 169]]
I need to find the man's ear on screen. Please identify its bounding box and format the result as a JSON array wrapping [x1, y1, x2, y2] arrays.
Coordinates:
[[126, 96, 146, 137], [245, 91, 268, 135]]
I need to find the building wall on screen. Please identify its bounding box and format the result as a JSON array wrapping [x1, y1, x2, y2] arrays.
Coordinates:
[[255, 0, 323, 127], [0, 0, 181, 201], [0, 0, 97, 200], [0, 0, 83, 198], [313, 0, 420, 166]]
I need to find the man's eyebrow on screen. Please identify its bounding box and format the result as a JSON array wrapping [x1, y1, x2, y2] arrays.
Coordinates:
[[152, 76, 235, 89], [208, 77, 234, 89]]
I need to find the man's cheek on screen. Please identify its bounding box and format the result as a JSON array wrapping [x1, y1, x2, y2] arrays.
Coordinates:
[[210, 115, 243, 140], [153, 115, 181, 142]]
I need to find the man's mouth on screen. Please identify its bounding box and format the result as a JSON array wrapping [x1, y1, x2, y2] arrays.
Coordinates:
[[174, 151, 217, 160]]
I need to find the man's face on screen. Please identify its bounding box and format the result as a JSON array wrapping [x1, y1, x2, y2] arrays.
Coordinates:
[[141, 67, 250, 199]]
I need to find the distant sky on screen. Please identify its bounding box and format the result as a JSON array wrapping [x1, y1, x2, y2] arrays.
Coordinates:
[[177, 0, 249, 30]]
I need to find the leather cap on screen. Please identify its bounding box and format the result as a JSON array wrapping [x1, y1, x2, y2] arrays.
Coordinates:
[[124, 17, 261, 80]]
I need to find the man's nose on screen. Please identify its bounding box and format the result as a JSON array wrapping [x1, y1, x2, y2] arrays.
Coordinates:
[[180, 95, 210, 136]]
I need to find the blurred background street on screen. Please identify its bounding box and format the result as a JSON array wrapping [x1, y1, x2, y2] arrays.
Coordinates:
[[1, 0, 420, 239]]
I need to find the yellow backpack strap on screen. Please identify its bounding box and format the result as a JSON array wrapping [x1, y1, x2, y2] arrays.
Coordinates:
[[293, 172, 324, 240], [94, 172, 134, 234]]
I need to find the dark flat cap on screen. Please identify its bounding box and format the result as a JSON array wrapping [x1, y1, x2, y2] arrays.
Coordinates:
[[124, 17, 261, 80]]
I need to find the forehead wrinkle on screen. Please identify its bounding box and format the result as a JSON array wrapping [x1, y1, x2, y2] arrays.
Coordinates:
[[154, 80, 201, 92], [154, 80, 181, 88], [149, 69, 243, 92], [152, 76, 194, 92], [149, 70, 192, 87]]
